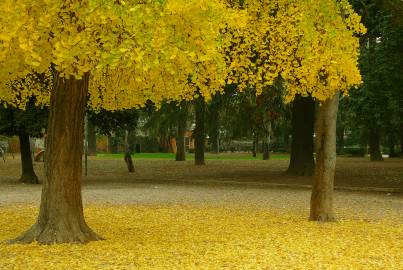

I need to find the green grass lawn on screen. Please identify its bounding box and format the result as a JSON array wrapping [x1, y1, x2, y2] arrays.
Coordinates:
[[96, 152, 290, 160]]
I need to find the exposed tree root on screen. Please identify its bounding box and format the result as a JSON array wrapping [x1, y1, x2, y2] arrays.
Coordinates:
[[8, 221, 103, 244], [19, 173, 39, 184], [309, 212, 336, 222]]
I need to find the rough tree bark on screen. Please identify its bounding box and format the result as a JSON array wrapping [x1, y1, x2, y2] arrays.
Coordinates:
[[369, 127, 383, 161], [176, 102, 188, 161], [309, 94, 339, 222], [87, 121, 97, 156], [18, 131, 39, 184], [10, 73, 102, 244], [194, 95, 205, 165], [287, 95, 315, 176]]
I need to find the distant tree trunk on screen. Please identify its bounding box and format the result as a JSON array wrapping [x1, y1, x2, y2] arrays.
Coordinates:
[[262, 142, 269, 160], [388, 131, 397, 158], [87, 121, 97, 156], [287, 95, 315, 176], [336, 127, 345, 155], [176, 102, 188, 161], [400, 124, 403, 157], [124, 149, 135, 172], [18, 131, 39, 184], [124, 131, 135, 172], [262, 123, 271, 160], [11, 73, 102, 244], [252, 132, 258, 158], [194, 95, 205, 165], [399, 86, 403, 157], [209, 104, 220, 154], [369, 127, 383, 161], [310, 94, 339, 222]]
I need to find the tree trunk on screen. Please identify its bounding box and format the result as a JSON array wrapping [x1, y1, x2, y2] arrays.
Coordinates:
[[287, 95, 315, 176], [262, 142, 269, 160], [176, 102, 188, 161], [10, 73, 102, 244], [369, 127, 383, 161], [87, 121, 97, 156], [18, 131, 39, 184], [309, 94, 339, 222], [262, 123, 271, 160], [194, 95, 205, 165], [336, 127, 345, 155], [252, 132, 258, 158], [124, 151, 135, 172], [399, 82, 403, 157], [388, 131, 397, 158], [209, 105, 220, 154], [400, 123, 403, 157]]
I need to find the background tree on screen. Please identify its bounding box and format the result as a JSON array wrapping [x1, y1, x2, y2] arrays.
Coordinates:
[[142, 102, 178, 153], [287, 95, 315, 175], [344, 0, 403, 161], [206, 93, 222, 154], [0, 101, 48, 184], [194, 94, 206, 165], [176, 101, 190, 161], [89, 108, 139, 171]]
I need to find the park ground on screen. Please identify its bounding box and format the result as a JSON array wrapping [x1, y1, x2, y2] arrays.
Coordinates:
[[0, 154, 402, 269]]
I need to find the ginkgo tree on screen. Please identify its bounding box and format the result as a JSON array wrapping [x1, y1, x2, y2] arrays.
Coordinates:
[[0, 0, 364, 244], [0, 0, 242, 244], [222, 0, 365, 221]]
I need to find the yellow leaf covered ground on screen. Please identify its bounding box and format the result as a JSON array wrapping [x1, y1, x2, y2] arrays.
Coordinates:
[[0, 204, 401, 269]]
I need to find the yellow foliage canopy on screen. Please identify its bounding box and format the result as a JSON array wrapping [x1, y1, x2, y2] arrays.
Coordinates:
[[0, 0, 365, 109], [225, 0, 366, 102]]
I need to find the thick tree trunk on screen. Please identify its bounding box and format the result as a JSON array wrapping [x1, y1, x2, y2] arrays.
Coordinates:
[[287, 95, 315, 176], [369, 127, 383, 161], [194, 95, 205, 165], [18, 131, 39, 184], [10, 73, 102, 244], [176, 102, 188, 161], [310, 94, 339, 222], [87, 121, 97, 156]]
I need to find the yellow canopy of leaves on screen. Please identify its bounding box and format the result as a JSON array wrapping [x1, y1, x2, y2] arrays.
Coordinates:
[[225, 0, 366, 102], [0, 0, 365, 109]]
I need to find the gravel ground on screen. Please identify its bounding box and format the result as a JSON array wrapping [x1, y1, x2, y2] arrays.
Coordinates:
[[0, 156, 402, 221]]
